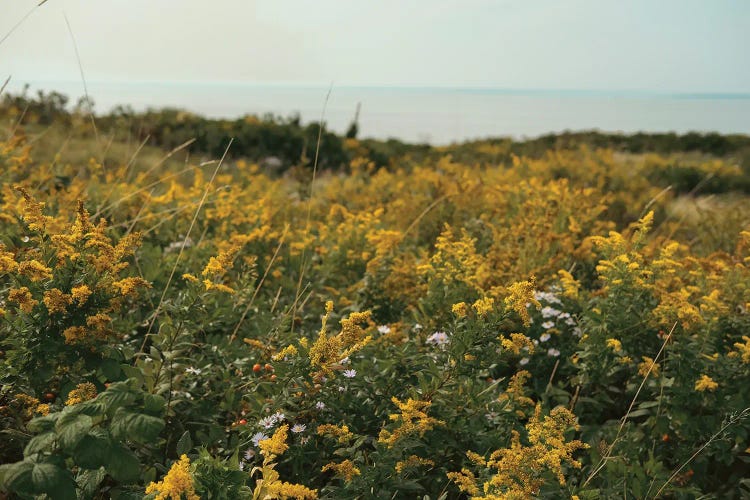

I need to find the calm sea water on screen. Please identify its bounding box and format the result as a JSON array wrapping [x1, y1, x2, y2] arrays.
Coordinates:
[[8, 81, 750, 145]]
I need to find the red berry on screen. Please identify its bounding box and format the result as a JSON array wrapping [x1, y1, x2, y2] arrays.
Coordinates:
[[44, 393, 55, 401], [239, 419, 247, 425], [252, 364, 262, 373], [264, 363, 274, 372]]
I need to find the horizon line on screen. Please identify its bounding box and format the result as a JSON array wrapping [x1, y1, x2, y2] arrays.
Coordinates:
[[5, 78, 750, 100]]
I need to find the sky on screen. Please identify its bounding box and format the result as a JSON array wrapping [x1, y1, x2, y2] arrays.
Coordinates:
[[0, 0, 748, 92]]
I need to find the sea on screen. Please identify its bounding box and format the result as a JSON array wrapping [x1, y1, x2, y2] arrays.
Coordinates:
[[5, 80, 750, 145]]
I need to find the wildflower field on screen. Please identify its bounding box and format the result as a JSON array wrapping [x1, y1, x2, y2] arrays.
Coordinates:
[[1, 109, 750, 498]]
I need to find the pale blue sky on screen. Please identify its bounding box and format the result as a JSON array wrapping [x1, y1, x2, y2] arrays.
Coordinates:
[[1, 0, 748, 92]]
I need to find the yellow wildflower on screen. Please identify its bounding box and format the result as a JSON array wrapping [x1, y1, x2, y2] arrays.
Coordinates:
[[145, 454, 199, 500], [731, 336, 750, 363], [273, 345, 299, 361], [43, 288, 72, 315], [452, 301, 468, 318], [395, 455, 435, 474], [557, 269, 580, 299], [638, 356, 660, 378], [71, 284, 92, 304], [182, 273, 199, 283], [17, 259, 53, 282], [606, 338, 622, 352], [378, 397, 444, 448], [66, 382, 97, 406], [695, 375, 718, 392], [499, 333, 535, 355], [203, 279, 235, 294], [316, 424, 353, 444], [472, 296, 495, 316], [8, 287, 37, 313], [202, 245, 240, 277], [62, 326, 87, 344], [322, 459, 360, 482], [0, 245, 18, 274], [446, 468, 480, 496], [505, 277, 540, 326], [112, 276, 150, 297], [265, 481, 318, 499], [259, 424, 289, 457]]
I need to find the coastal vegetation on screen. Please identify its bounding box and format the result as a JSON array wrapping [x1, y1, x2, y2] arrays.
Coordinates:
[[1, 90, 749, 498]]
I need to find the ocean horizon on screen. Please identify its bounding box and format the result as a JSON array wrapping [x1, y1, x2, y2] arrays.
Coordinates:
[[5, 80, 750, 145]]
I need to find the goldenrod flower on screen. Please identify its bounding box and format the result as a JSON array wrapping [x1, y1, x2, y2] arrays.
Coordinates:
[[322, 459, 360, 482], [43, 288, 72, 315], [8, 287, 38, 313], [259, 424, 289, 457], [17, 259, 52, 282], [452, 302, 468, 317], [695, 375, 718, 392], [638, 356, 660, 378], [66, 382, 97, 406], [505, 277, 540, 326], [145, 454, 199, 500], [605, 338, 622, 352], [472, 296, 495, 316], [395, 455, 435, 474], [71, 284, 92, 304]]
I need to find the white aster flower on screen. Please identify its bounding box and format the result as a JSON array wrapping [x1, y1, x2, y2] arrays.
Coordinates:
[[539, 333, 551, 342], [343, 369, 356, 378], [377, 325, 391, 334], [426, 331, 450, 347], [541, 321, 555, 330], [291, 424, 307, 434], [547, 348, 561, 357], [251, 432, 269, 447]]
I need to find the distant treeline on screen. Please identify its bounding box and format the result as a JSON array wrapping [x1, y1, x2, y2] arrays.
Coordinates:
[[3, 88, 750, 187]]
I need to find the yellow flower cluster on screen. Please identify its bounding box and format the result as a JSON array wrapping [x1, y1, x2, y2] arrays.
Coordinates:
[[260, 424, 290, 457], [448, 405, 587, 499], [695, 374, 718, 392], [504, 278, 540, 326], [321, 459, 361, 482], [316, 424, 354, 444], [308, 303, 372, 374], [145, 454, 199, 500], [65, 382, 98, 406], [378, 397, 444, 448], [394, 455, 435, 474], [499, 333, 535, 356]]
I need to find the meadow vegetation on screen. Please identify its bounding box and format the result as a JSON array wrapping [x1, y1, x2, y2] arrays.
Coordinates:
[[0, 92, 750, 498]]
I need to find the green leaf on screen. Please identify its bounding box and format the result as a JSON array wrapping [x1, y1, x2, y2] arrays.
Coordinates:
[[27, 414, 60, 433], [76, 467, 107, 499], [99, 357, 123, 381], [106, 445, 141, 483], [55, 412, 93, 451], [143, 393, 166, 415], [31, 462, 77, 499], [110, 408, 165, 443], [176, 430, 193, 456], [0, 461, 34, 493], [120, 364, 145, 386], [24, 432, 56, 456], [96, 382, 138, 413], [73, 430, 112, 469]]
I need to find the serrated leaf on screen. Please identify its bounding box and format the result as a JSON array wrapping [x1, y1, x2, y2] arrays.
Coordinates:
[[106, 445, 140, 483], [143, 393, 166, 415], [24, 432, 56, 456], [27, 414, 60, 433], [110, 408, 164, 443], [176, 430, 193, 456], [56, 412, 93, 451], [96, 383, 137, 413], [0, 461, 34, 492], [74, 430, 112, 469], [31, 462, 77, 499], [76, 467, 107, 498]]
